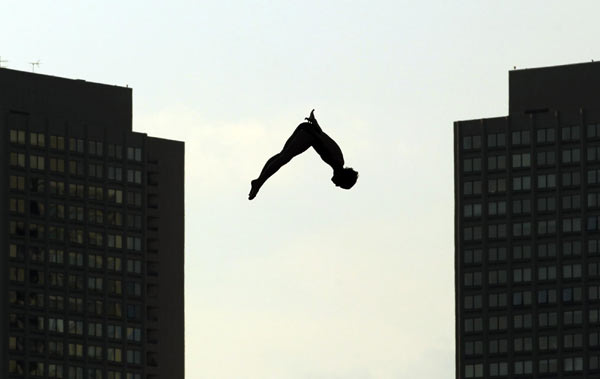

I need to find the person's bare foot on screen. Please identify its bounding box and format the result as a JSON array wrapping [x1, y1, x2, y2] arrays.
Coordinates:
[[248, 179, 261, 200], [304, 109, 316, 124]]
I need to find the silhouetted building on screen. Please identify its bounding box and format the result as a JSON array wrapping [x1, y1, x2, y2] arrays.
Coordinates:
[[0, 68, 184, 379], [454, 62, 600, 378]]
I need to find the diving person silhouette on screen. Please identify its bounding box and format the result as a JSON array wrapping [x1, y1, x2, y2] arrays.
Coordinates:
[[249, 110, 358, 200]]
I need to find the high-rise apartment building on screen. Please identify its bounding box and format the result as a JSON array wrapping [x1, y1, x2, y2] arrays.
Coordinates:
[[455, 62, 600, 379], [0, 69, 184, 379]]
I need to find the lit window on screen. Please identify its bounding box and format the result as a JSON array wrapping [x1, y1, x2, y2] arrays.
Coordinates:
[[50, 135, 65, 150], [9, 129, 26, 144], [30, 132, 45, 147]]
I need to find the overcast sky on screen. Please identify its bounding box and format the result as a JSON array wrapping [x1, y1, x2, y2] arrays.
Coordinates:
[[2, 1, 600, 378]]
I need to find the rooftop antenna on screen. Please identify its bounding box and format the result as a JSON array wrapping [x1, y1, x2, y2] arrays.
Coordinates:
[[0, 56, 7, 68], [29, 60, 40, 72]]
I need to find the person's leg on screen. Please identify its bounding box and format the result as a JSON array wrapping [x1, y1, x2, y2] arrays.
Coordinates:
[[249, 127, 313, 199]]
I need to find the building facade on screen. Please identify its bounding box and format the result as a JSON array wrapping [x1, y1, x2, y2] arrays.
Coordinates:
[[0, 69, 184, 379], [455, 62, 600, 378]]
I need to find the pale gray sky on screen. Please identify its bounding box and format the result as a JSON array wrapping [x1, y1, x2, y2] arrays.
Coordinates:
[[2, 1, 600, 378]]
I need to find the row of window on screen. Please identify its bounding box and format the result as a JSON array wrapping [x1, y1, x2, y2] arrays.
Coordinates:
[[465, 309, 600, 334], [9, 176, 143, 207], [463, 240, 600, 264], [9, 153, 143, 184], [9, 313, 141, 340], [8, 268, 142, 295], [464, 355, 588, 378], [466, 310, 599, 336], [9, 328, 141, 350], [8, 244, 143, 273], [9, 293, 143, 319], [463, 263, 600, 287], [462, 124, 600, 152], [463, 195, 600, 219], [463, 215, 600, 241], [463, 146, 600, 174], [9, 129, 143, 162], [463, 148, 598, 174], [464, 285, 600, 311], [9, 199, 142, 229], [9, 221, 143, 250], [466, 334, 600, 355], [465, 168, 600, 196], [9, 359, 142, 379]]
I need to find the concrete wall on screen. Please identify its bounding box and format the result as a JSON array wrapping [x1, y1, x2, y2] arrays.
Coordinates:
[[509, 61, 600, 114], [147, 137, 185, 379]]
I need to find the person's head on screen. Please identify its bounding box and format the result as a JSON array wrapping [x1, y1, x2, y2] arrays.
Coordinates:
[[331, 167, 358, 189]]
